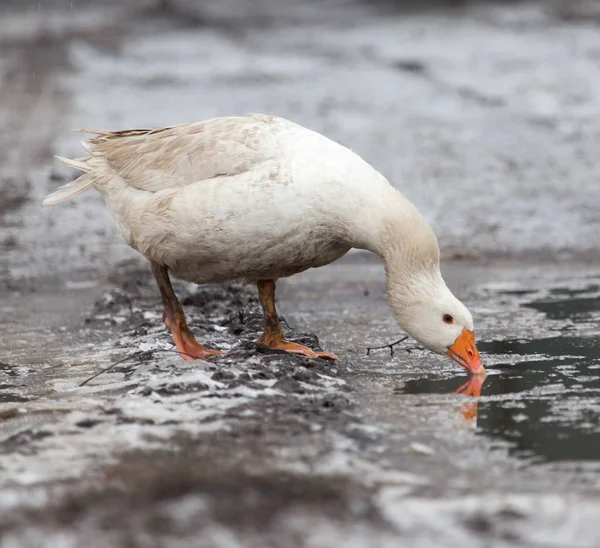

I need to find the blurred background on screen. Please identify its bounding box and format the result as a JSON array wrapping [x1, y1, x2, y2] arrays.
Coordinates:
[[2, 0, 600, 284], [3, 2, 600, 546]]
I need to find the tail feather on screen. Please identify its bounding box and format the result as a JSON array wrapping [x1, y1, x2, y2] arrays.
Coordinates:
[[54, 155, 90, 172], [42, 155, 95, 206]]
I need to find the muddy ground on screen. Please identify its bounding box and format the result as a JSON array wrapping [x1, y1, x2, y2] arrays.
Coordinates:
[[2, 1, 600, 547]]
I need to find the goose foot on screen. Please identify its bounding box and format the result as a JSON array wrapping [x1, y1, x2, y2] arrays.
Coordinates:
[[257, 336, 338, 360], [166, 312, 225, 360], [151, 261, 224, 360], [256, 279, 337, 361]]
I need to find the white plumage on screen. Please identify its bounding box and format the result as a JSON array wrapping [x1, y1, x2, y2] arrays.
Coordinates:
[[44, 113, 484, 372]]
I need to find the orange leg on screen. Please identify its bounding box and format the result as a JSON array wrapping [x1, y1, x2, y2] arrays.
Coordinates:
[[256, 280, 337, 360], [151, 262, 224, 360]]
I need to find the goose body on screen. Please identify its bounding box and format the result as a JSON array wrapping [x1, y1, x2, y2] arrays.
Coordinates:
[[44, 113, 484, 373]]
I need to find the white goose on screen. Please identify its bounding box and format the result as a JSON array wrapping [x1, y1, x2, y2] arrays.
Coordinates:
[[43, 113, 484, 374]]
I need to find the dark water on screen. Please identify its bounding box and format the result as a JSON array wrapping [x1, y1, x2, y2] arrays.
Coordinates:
[[400, 287, 600, 462]]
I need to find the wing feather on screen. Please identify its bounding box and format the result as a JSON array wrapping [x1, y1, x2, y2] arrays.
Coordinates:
[[83, 114, 291, 192]]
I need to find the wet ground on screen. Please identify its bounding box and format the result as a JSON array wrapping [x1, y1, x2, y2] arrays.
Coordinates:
[[2, 0, 600, 547], [3, 256, 600, 546]]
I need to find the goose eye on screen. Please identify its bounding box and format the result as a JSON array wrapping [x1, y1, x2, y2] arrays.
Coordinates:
[[442, 314, 454, 324]]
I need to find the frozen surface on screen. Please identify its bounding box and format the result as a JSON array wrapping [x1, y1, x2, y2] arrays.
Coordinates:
[[2, 1, 600, 546], [3, 0, 600, 282]]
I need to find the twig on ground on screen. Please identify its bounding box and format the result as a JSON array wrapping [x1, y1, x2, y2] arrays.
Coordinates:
[[78, 346, 214, 387], [366, 336, 411, 357]]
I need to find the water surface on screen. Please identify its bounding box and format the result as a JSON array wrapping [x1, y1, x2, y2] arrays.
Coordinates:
[[401, 285, 600, 462]]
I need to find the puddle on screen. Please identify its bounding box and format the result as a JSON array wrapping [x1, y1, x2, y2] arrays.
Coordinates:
[[399, 288, 600, 463], [525, 291, 600, 321]]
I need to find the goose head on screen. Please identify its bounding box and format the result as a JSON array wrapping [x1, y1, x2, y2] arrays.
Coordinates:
[[387, 276, 484, 375], [379, 211, 485, 375]]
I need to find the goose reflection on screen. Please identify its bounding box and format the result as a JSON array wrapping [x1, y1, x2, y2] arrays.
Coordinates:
[[400, 373, 488, 423], [453, 374, 486, 421]]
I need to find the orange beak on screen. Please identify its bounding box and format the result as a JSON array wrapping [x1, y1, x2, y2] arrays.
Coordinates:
[[447, 328, 485, 375]]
